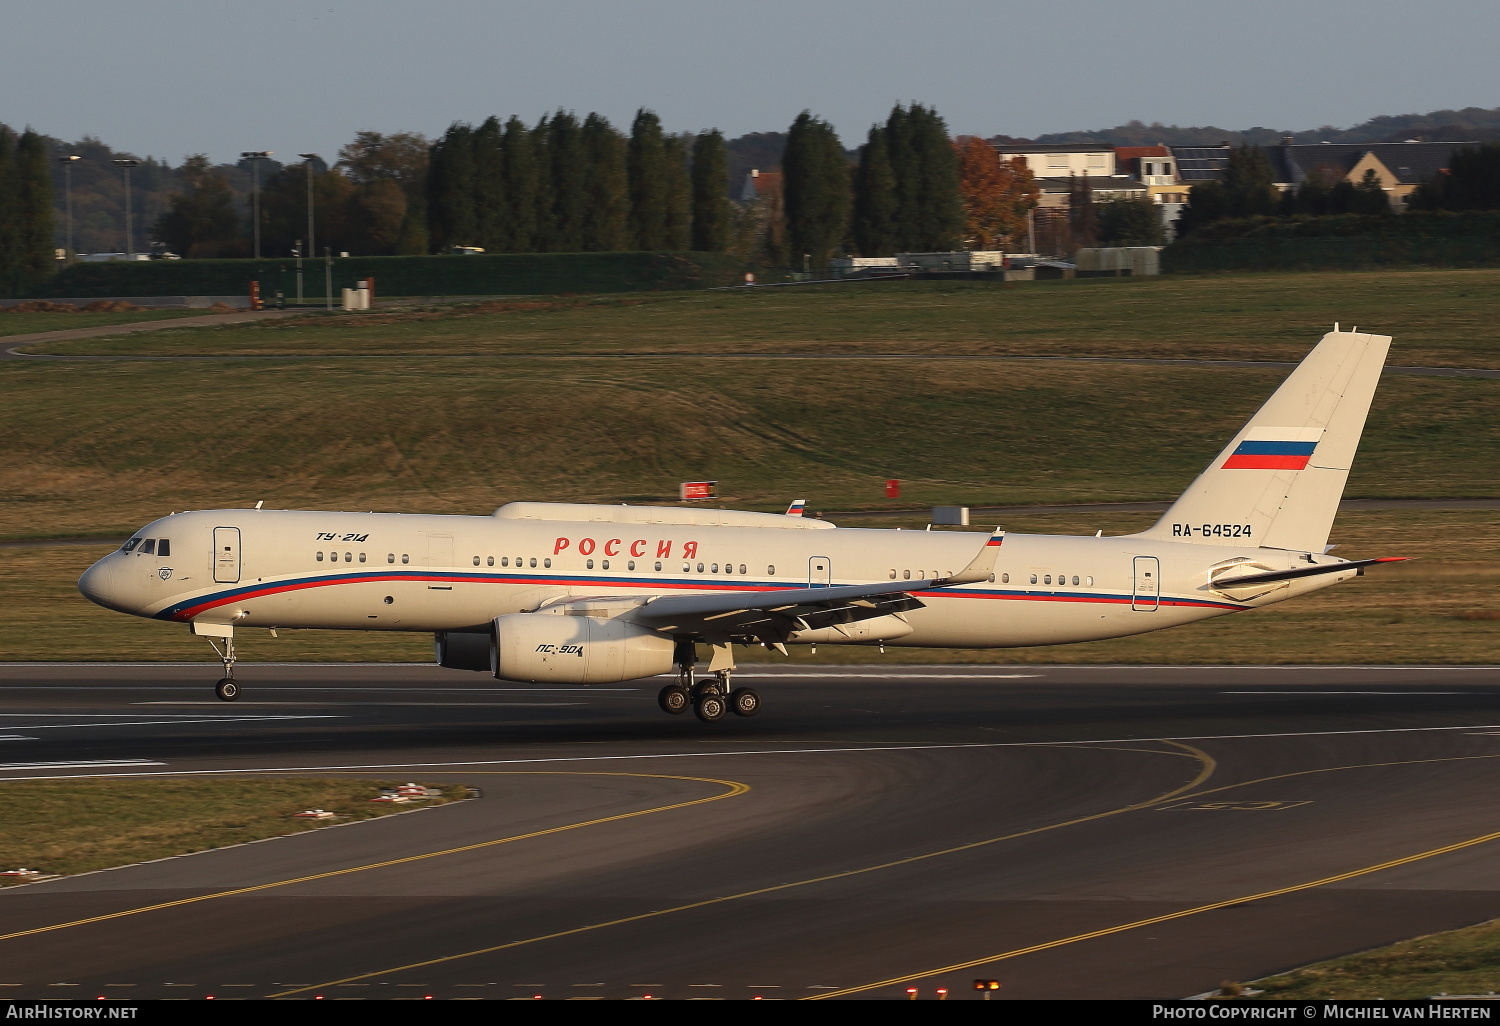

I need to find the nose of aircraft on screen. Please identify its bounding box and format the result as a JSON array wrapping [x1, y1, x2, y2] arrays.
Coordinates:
[[78, 557, 127, 612]]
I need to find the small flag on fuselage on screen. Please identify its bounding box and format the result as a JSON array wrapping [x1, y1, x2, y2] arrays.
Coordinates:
[[785, 499, 807, 516]]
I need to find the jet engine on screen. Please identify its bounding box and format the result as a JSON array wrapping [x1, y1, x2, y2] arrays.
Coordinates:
[[492, 612, 675, 685], [435, 630, 492, 671]]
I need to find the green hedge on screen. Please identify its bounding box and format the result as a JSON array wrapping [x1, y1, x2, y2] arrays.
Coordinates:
[[31, 252, 754, 300], [1164, 211, 1500, 272]]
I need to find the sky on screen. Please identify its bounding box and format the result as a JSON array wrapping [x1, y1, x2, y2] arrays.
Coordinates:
[[5, 0, 1499, 165]]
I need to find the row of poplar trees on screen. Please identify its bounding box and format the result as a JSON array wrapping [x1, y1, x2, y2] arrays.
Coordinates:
[[787, 104, 964, 267], [0, 128, 56, 297], [426, 110, 733, 254]]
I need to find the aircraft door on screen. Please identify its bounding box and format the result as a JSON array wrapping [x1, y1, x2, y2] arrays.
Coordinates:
[[212, 527, 241, 583], [423, 533, 454, 567], [808, 556, 832, 587], [1132, 555, 1160, 611]]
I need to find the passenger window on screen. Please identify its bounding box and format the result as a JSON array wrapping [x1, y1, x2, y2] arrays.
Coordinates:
[[628, 560, 636, 570], [140, 539, 156, 555], [1030, 574, 1038, 584], [317, 551, 324, 561], [157, 539, 170, 557], [359, 553, 366, 563], [402, 554, 410, 564], [889, 569, 897, 579], [1072, 575, 1079, 586], [903, 569, 911, 580], [767, 565, 775, 575], [697, 562, 705, 573], [345, 552, 353, 562], [1001, 573, 1009, 584], [387, 553, 395, 563], [1086, 576, 1094, 586], [501, 557, 509, 567], [1044, 575, 1052, 585], [529, 558, 536, 568], [473, 556, 480, 566], [122, 538, 141, 552], [601, 559, 610, 570], [711, 563, 719, 574], [654, 561, 662, 571], [586, 559, 594, 570], [739, 564, 747, 575], [543, 558, 551, 568], [487, 556, 494, 566], [682, 562, 691, 573]]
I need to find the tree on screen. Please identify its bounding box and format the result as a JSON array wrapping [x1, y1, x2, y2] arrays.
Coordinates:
[[530, 115, 556, 250], [426, 123, 477, 250], [1068, 173, 1098, 249], [580, 113, 629, 251], [1352, 168, 1391, 214], [1096, 196, 1165, 246], [471, 116, 509, 251], [662, 134, 692, 250], [1222, 144, 1277, 217], [910, 104, 963, 250], [0, 130, 20, 295], [337, 130, 429, 198], [153, 155, 241, 258], [546, 110, 585, 252], [15, 129, 55, 291], [690, 129, 731, 252], [1409, 144, 1500, 211], [783, 111, 851, 269], [851, 125, 897, 255], [351, 178, 408, 254], [628, 109, 669, 249], [502, 116, 541, 252], [953, 137, 1038, 250]]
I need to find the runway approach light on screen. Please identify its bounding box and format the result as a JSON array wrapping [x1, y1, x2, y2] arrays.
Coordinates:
[[937, 988, 948, 1000], [974, 978, 1002, 999], [906, 987, 918, 1000]]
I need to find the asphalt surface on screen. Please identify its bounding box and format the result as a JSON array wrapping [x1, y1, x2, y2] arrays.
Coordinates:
[[3, 662, 1500, 1000]]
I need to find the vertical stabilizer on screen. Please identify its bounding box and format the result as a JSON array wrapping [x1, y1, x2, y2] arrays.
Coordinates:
[[1140, 329, 1391, 553]]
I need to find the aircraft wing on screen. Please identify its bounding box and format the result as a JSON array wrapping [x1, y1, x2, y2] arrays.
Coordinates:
[[632, 528, 1005, 642]]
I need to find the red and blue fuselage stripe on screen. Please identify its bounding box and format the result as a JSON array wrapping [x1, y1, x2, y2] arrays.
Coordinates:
[[154, 570, 1247, 621]]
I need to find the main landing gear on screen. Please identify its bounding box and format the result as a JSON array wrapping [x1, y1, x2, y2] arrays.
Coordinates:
[[658, 642, 760, 723]]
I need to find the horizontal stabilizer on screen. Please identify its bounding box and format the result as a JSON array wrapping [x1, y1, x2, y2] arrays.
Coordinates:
[[1212, 556, 1409, 590]]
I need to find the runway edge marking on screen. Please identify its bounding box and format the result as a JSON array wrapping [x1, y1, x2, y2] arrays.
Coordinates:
[[265, 742, 1214, 999], [0, 772, 748, 945]]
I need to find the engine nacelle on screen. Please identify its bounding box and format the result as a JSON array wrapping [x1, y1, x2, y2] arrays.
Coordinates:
[[492, 612, 675, 685], [435, 631, 492, 671]]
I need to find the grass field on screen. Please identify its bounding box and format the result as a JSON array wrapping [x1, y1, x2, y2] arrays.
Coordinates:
[[0, 356, 1494, 542], [1250, 918, 1500, 999], [19, 270, 1500, 368], [0, 777, 458, 883], [0, 308, 206, 337], [9, 509, 1495, 663]]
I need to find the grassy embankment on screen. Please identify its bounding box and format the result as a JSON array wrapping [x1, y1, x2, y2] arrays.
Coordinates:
[[1247, 919, 1500, 999], [20, 268, 1500, 368], [0, 778, 457, 884], [2, 271, 1494, 662], [0, 309, 206, 337]]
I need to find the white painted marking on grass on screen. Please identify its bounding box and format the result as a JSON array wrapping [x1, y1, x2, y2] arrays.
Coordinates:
[[0, 736, 38, 741], [6, 722, 1500, 781]]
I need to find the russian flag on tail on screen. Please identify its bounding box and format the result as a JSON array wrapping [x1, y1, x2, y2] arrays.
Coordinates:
[[1222, 427, 1324, 470], [785, 499, 807, 517]]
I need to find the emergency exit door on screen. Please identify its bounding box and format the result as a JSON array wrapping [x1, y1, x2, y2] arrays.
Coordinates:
[[808, 556, 833, 587], [213, 527, 241, 583], [1132, 555, 1160, 611]]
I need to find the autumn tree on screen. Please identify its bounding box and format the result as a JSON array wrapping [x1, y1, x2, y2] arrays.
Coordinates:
[[337, 130, 429, 197], [953, 136, 1038, 249]]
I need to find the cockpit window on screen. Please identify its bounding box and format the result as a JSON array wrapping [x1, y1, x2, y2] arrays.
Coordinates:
[[122, 538, 141, 552], [157, 539, 170, 557], [139, 539, 157, 555]]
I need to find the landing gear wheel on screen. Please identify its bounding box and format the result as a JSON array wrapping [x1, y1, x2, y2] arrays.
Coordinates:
[[214, 677, 240, 702], [694, 679, 725, 697], [729, 687, 761, 718], [693, 693, 727, 722], [658, 684, 689, 715]]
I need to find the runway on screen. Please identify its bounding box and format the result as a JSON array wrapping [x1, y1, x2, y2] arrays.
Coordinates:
[[3, 662, 1500, 1000]]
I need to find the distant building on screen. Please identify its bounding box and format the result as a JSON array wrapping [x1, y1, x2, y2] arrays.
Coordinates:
[[1167, 139, 1476, 209], [739, 168, 784, 203], [993, 143, 1116, 178]]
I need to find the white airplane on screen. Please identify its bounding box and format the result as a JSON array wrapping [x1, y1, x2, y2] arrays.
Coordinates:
[[79, 329, 1406, 722]]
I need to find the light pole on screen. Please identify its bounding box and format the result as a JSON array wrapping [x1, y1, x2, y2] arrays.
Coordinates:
[[298, 153, 320, 262], [111, 158, 142, 256], [58, 155, 80, 260], [240, 150, 274, 258]]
